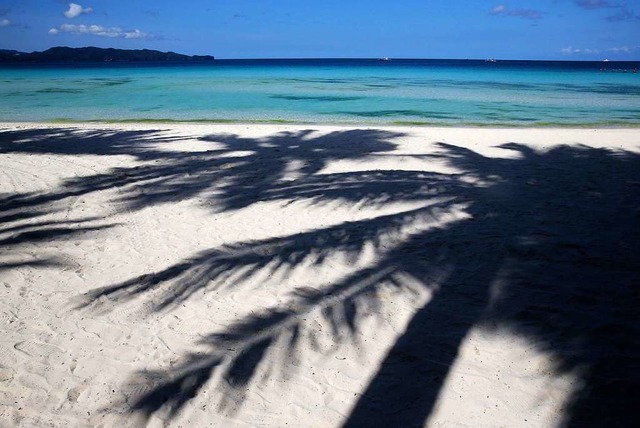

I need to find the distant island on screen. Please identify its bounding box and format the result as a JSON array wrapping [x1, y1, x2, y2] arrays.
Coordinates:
[[0, 46, 215, 63]]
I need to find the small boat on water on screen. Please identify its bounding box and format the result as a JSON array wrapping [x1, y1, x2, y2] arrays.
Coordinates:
[[379, 57, 390, 61]]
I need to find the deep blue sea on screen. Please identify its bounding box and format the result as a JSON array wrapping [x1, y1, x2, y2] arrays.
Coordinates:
[[1, 59, 639, 126]]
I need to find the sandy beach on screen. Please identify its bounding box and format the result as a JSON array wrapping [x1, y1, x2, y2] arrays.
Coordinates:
[[0, 122, 638, 427]]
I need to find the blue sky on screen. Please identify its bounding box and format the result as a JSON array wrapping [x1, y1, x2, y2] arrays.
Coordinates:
[[1, 0, 639, 59]]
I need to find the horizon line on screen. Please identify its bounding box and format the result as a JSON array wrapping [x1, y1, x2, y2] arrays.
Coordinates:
[[2, 47, 639, 63], [210, 57, 639, 62]]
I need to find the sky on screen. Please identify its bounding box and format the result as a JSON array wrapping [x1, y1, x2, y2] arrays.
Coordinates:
[[0, 0, 639, 60]]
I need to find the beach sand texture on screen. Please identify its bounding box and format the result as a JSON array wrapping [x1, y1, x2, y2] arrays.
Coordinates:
[[0, 123, 638, 427]]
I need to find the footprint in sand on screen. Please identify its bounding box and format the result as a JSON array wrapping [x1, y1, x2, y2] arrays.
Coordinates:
[[13, 340, 65, 365], [0, 309, 19, 328], [67, 385, 86, 403]]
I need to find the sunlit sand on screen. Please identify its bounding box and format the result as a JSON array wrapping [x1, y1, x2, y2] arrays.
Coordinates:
[[1, 123, 638, 427]]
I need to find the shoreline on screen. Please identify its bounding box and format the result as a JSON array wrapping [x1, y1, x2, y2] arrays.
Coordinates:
[[4, 119, 640, 130]]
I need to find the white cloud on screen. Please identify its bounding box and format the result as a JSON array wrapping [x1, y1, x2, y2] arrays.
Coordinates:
[[64, 3, 93, 19], [561, 46, 600, 55], [562, 45, 638, 56], [122, 29, 147, 39], [607, 46, 639, 53], [0, 18, 9, 27], [48, 23, 149, 39], [608, 46, 630, 53], [490, 4, 541, 19]]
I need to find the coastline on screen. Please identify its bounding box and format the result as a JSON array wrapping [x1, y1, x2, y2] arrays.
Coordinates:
[[33, 118, 640, 128], [5, 117, 640, 129], [1, 122, 638, 427]]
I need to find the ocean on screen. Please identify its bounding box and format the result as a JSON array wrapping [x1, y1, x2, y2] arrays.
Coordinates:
[[1, 59, 639, 126]]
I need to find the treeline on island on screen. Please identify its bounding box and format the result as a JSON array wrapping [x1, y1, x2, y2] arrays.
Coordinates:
[[0, 46, 215, 63]]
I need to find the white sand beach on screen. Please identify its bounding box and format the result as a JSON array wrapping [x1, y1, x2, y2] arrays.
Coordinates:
[[0, 123, 638, 427]]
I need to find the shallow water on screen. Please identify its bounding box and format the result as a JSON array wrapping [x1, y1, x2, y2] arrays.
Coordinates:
[[1, 59, 639, 126]]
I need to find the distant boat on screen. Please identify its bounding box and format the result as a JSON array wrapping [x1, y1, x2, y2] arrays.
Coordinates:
[[379, 57, 390, 61], [485, 58, 497, 63], [603, 59, 610, 62]]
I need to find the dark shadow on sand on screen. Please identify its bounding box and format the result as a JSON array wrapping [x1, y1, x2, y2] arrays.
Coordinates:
[[79, 131, 640, 426], [0, 127, 186, 270], [3, 126, 638, 426]]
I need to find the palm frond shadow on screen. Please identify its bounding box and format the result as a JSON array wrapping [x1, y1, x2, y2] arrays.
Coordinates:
[[0, 127, 189, 270], [66, 129, 405, 213], [2, 127, 408, 212], [0, 127, 186, 156], [1, 126, 406, 272], [78, 202, 461, 418], [81, 200, 465, 313], [0, 192, 116, 270], [72, 130, 640, 426]]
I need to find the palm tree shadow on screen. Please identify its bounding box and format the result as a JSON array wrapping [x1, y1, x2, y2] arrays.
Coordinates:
[[1, 126, 405, 270], [346, 143, 640, 427], [0, 192, 116, 270], [0, 127, 189, 270], [74, 131, 640, 427]]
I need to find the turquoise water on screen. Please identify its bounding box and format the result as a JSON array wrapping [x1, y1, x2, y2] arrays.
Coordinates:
[[1, 60, 639, 126]]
